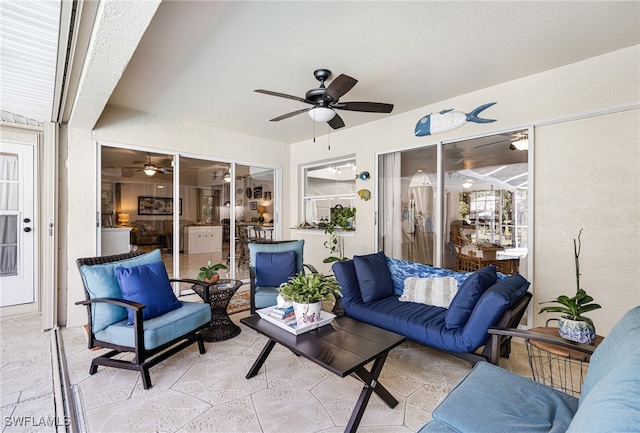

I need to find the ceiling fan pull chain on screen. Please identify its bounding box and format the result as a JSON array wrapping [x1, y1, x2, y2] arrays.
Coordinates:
[[328, 127, 331, 151]]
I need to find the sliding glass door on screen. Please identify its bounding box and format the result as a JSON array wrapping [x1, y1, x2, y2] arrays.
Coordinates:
[[378, 129, 530, 276], [100, 145, 278, 294]]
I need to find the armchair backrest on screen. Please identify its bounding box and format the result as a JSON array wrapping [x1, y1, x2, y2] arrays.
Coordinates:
[[248, 240, 305, 273], [76, 249, 162, 333]]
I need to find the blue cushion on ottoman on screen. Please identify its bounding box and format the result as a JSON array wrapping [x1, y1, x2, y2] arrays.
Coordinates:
[[116, 261, 182, 324], [353, 251, 394, 303], [445, 266, 497, 329], [255, 251, 297, 287]]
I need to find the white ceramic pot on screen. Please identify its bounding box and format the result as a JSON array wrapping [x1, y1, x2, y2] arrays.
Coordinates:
[[558, 316, 596, 344], [292, 301, 322, 326]]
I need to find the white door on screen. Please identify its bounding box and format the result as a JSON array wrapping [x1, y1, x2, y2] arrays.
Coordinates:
[[0, 142, 35, 306]]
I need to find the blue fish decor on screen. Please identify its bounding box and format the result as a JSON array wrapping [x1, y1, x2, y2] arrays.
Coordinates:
[[356, 171, 370, 181], [414, 102, 497, 137]]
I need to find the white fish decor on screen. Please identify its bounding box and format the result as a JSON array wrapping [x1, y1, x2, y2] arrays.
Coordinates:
[[414, 102, 497, 137]]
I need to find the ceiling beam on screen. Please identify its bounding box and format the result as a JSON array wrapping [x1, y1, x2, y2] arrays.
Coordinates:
[[67, 0, 161, 130]]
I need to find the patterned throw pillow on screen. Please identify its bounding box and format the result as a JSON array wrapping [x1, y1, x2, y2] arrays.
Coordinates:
[[399, 276, 459, 308]]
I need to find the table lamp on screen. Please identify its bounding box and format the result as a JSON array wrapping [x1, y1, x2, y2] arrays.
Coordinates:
[[256, 206, 266, 223], [117, 213, 130, 226]]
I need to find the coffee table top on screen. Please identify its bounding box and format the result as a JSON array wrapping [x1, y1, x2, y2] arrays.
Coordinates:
[[241, 314, 406, 377]]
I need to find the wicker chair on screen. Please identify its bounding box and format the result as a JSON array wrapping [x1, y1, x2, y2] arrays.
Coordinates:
[[75, 251, 211, 389]]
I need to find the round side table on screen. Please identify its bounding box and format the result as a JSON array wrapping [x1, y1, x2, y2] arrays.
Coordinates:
[[192, 279, 244, 342], [526, 326, 603, 397]]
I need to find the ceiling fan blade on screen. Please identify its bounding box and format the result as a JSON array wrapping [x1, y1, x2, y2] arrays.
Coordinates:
[[270, 108, 311, 122], [159, 167, 173, 174], [324, 74, 357, 101], [255, 89, 312, 104], [335, 101, 394, 113], [328, 113, 345, 129]]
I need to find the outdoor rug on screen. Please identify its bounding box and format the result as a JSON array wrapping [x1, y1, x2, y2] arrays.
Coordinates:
[[227, 289, 250, 315]]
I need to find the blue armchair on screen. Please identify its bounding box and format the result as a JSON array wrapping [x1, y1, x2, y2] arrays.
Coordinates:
[[75, 249, 211, 389], [248, 240, 317, 313]]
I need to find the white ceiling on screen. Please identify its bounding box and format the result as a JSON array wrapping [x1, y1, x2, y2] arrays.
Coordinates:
[[0, 1, 638, 143], [107, 1, 640, 144]]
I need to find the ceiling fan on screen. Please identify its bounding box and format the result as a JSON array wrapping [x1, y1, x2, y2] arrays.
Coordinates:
[[474, 132, 529, 151], [131, 153, 173, 176], [255, 69, 394, 129]]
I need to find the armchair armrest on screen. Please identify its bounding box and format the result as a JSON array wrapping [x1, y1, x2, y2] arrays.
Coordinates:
[[172, 278, 211, 302], [75, 297, 145, 311], [303, 263, 318, 273], [488, 327, 596, 357]]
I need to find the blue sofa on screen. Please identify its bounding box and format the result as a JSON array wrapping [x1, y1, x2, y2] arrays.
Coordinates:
[[420, 306, 640, 432], [332, 251, 531, 364]]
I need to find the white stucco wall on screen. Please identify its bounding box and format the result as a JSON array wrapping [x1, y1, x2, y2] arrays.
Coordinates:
[[289, 45, 640, 334], [65, 107, 290, 327]]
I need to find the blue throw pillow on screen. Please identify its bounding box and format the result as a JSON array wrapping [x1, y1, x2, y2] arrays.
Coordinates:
[[386, 256, 472, 295], [353, 251, 394, 303], [445, 265, 497, 329], [255, 251, 297, 287], [115, 261, 182, 324]]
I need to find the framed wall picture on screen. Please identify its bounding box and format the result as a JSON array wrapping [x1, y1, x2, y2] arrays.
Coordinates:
[[253, 186, 263, 199], [138, 196, 182, 215], [250, 201, 257, 210], [264, 191, 272, 201]]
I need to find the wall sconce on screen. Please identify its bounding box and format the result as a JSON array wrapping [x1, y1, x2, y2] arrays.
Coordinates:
[[117, 213, 130, 225], [257, 205, 266, 223]]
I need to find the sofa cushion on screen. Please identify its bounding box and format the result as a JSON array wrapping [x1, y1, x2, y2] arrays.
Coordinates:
[[567, 353, 640, 433], [400, 277, 458, 308], [579, 305, 640, 399], [77, 249, 162, 333], [386, 256, 471, 296], [445, 266, 497, 329], [353, 251, 394, 303], [115, 261, 182, 324], [332, 260, 363, 306], [255, 251, 297, 287], [430, 362, 578, 433]]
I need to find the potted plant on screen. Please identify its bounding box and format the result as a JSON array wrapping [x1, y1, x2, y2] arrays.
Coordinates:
[[539, 229, 602, 344], [278, 273, 342, 326], [197, 260, 227, 284], [323, 205, 356, 263]]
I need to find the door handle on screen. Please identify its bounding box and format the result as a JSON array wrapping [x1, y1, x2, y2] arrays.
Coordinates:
[[24, 227, 32, 232]]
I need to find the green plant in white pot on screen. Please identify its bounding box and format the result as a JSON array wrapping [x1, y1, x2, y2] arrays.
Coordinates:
[[539, 229, 602, 344], [278, 273, 342, 326]]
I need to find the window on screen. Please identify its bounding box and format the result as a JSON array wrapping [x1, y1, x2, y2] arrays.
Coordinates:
[[302, 158, 356, 226]]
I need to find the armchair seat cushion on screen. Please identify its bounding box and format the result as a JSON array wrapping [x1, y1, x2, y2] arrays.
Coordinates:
[[94, 301, 211, 350], [253, 286, 280, 310], [424, 362, 579, 433]]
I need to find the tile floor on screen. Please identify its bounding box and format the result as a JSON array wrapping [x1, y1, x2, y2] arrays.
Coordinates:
[[1, 306, 534, 433]]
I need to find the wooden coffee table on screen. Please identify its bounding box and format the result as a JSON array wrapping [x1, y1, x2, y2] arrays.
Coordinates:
[[240, 314, 406, 433]]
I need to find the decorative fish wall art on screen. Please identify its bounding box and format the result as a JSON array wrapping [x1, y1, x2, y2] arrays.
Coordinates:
[[357, 189, 371, 201], [414, 102, 497, 137]]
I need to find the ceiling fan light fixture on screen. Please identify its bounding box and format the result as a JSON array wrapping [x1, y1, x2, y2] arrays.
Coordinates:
[[223, 172, 232, 182], [510, 138, 529, 151], [143, 165, 156, 176], [462, 179, 473, 189], [308, 107, 336, 122]]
